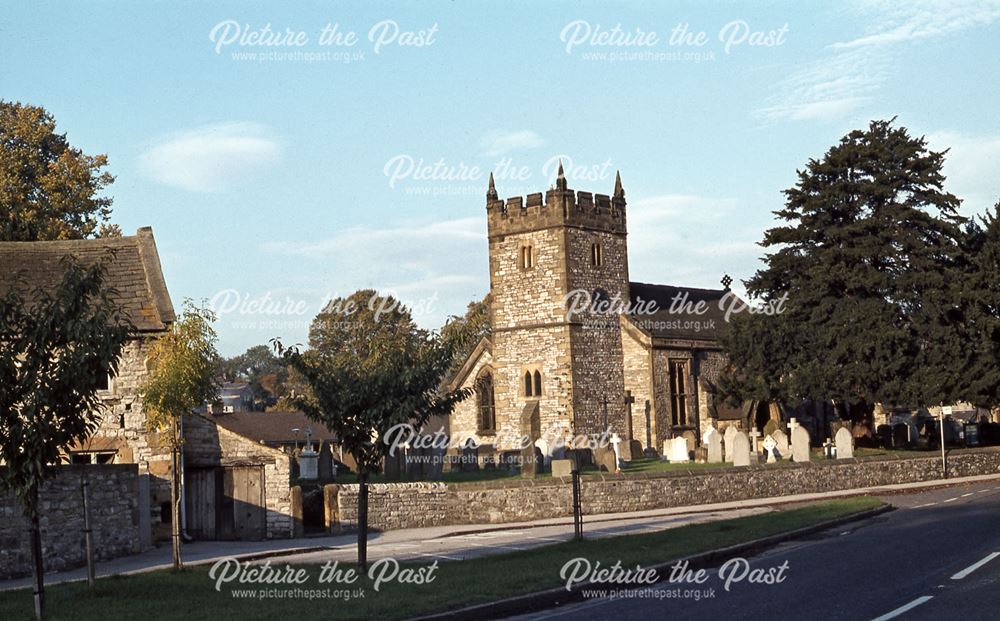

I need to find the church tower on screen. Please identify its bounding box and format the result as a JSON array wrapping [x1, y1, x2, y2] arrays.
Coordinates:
[[486, 166, 630, 446]]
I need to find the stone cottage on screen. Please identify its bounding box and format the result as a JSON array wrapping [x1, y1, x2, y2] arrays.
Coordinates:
[[447, 170, 748, 460], [0, 228, 298, 543]]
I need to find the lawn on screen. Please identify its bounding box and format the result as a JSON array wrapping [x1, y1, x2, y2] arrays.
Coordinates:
[[0, 496, 884, 621]]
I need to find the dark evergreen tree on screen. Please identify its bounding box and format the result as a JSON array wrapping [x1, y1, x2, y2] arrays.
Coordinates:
[[721, 119, 967, 412]]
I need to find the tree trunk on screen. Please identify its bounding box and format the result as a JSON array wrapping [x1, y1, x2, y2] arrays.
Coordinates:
[[170, 418, 183, 571], [357, 471, 368, 572], [30, 482, 44, 620]]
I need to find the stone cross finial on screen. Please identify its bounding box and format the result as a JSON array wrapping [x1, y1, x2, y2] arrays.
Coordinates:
[[721, 274, 733, 290], [789, 418, 799, 431]]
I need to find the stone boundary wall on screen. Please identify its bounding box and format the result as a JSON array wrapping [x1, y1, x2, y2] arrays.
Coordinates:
[[0, 464, 140, 580], [330, 448, 1000, 531]]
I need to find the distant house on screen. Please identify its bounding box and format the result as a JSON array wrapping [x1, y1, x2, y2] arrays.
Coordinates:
[[217, 381, 255, 413]]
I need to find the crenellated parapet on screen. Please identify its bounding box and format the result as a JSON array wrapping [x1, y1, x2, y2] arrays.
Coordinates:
[[486, 167, 627, 239]]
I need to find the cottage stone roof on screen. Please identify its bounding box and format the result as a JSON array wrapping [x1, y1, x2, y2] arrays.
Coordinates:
[[0, 227, 175, 332], [205, 410, 338, 445], [627, 281, 733, 342]]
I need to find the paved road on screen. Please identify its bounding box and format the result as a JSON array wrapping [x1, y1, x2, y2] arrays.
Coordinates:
[[506, 480, 1000, 621]]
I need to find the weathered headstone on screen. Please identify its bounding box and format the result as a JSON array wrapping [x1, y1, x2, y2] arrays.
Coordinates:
[[594, 446, 618, 472], [624, 439, 642, 461], [876, 424, 892, 448], [682, 430, 697, 454], [749, 428, 762, 455], [732, 431, 752, 467], [770, 429, 789, 459], [724, 426, 738, 462], [667, 436, 690, 462], [551, 459, 574, 477], [891, 423, 909, 449], [791, 425, 811, 462], [763, 435, 778, 463], [610, 433, 624, 473], [704, 427, 723, 463], [835, 427, 854, 459], [461, 444, 479, 472]]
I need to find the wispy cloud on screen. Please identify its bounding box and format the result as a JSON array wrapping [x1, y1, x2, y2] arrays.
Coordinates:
[[757, 1, 1000, 123], [262, 217, 488, 328], [479, 129, 545, 157], [139, 122, 281, 192], [833, 0, 1000, 49]]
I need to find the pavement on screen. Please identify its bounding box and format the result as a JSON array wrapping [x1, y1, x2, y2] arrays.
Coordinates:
[[6, 471, 1000, 596], [502, 477, 1000, 621]]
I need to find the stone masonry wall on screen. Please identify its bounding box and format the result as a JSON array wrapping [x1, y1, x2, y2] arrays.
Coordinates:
[[620, 324, 653, 447], [331, 448, 1000, 531], [0, 465, 140, 579]]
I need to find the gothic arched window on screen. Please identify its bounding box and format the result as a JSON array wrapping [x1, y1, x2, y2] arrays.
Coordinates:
[[591, 242, 603, 267], [524, 371, 533, 397], [533, 370, 542, 396], [476, 369, 496, 433]]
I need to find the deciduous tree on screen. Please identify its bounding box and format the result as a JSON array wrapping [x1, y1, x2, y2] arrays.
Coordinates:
[[274, 290, 470, 569], [140, 301, 219, 571], [0, 255, 131, 619]]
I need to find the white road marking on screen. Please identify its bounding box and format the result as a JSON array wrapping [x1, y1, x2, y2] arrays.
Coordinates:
[[961, 493, 974, 497], [978, 489, 991, 493], [951, 552, 1000, 580], [870, 595, 934, 621], [913, 502, 938, 508], [943, 497, 958, 503]]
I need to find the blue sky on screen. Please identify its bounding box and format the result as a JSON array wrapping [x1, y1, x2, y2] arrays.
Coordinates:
[[4, 0, 999, 355]]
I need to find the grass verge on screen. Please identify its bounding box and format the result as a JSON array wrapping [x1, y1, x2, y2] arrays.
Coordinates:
[[0, 496, 883, 621]]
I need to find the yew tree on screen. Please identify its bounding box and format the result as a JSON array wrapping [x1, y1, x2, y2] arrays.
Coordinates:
[[721, 119, 968, 414]]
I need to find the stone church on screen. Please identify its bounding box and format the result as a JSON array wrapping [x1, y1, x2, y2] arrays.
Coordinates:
[[448, 169, 747, 460]]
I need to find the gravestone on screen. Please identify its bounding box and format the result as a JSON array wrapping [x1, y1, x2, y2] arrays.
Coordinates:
[[749, 428, 762, 455], [461, 444, 479, 472], [770, 429, 789, 459], [791, 425, 811, 462], [610, 433, 624, 472], [835, 427, 854, 459], [667, 437, 690, 463], [763, 435, 778, 463], [724, 426, 739, 462], [682, 430, 697, 454], [384, 449, 406, 481], [594, 446, 618, 472], [520, 402, 541, 477], [704, 427, 723, 463], [891, 423, 909, 449], [551, 459, 574, 477], [876, 424, 892, 448], [732, 431, 752, 467], [625, 439, 642, 461]]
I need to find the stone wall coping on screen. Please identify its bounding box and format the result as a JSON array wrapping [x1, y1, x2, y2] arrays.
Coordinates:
[[333, 446, 1000, 491]]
